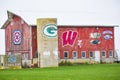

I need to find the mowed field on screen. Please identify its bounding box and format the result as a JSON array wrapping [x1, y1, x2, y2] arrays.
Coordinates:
[[0, 64, 120, 80]]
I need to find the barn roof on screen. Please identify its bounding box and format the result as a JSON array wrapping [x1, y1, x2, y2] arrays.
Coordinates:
[[1, 11, 27, 29], [58, 25, 118, 27], [1, 11, 119, 29], [29, 24, 119, 27]]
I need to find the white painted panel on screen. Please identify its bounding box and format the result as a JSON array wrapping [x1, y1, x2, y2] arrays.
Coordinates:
[[95, 51, 100, 62]]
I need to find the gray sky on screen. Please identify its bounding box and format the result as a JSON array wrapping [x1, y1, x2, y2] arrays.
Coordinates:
[[0, 0, 120, 54]]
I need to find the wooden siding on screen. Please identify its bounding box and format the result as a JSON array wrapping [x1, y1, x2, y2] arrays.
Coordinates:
[[58, 26, 114, 59], [5, 15, 31, 59], [31, 26, 37, 58]]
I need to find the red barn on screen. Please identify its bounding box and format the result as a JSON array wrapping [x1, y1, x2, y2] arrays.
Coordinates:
[[1, 11, 118, 67], [58, 25, 116, 63], [1, 11, 37, 66]]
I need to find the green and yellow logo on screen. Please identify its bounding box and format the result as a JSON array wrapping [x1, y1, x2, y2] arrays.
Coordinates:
[[43, 24, 57, 38]]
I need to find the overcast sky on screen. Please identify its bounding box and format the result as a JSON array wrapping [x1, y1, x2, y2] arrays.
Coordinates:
[[0, 0, 120, 54]]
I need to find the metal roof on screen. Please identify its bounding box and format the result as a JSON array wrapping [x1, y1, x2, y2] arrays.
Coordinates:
[[1, 11, 119, 29], [1, 11, 28, 29], [58, 25, 119, 27]]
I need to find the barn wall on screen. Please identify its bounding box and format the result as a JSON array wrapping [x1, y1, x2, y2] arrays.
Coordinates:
[[58, 26, 114, 63], [5, 15, 31, 60], [31, 26, 37, 58]]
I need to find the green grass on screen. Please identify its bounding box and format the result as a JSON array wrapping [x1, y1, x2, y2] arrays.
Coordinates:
[[0, 64, 120, 80]]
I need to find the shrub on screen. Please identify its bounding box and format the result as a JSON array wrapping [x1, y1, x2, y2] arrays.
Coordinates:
[[59, 61, 73, 66]]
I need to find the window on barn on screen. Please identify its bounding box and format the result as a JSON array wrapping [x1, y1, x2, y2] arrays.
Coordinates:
[[25, 53, 28, 60], [90, 51, 94, 58], [64, 51, 68, 59], [109, 50, 113, 57], [22, 53, 28, 60], [72, 51, 77, 59], [82, 51, 86, 58], [22, 54, 24, 60], [102, 51, 106, 57]]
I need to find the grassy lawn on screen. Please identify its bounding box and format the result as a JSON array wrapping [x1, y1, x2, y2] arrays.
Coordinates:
[[0, 64, 120, 80]]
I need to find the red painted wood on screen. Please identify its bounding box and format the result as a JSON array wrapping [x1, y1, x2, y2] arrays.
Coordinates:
[[31, 26, 37, 58], [5, 15, 31, 59], [58, 26, 114, 59]]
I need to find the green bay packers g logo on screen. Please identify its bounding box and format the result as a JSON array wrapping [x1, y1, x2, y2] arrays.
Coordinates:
[[43, 24, 57, 37]]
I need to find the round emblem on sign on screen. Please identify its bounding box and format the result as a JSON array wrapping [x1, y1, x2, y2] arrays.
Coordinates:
[[104, 35, 112, 40], [103, 30, 112, 40], [43, 24, 57, 37]]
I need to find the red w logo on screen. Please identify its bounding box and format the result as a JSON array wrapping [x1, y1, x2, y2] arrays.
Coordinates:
[[62, 31, 77, 47]]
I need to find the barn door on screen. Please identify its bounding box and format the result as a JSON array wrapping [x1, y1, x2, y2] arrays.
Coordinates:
[[95, 51, 100, 62]]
